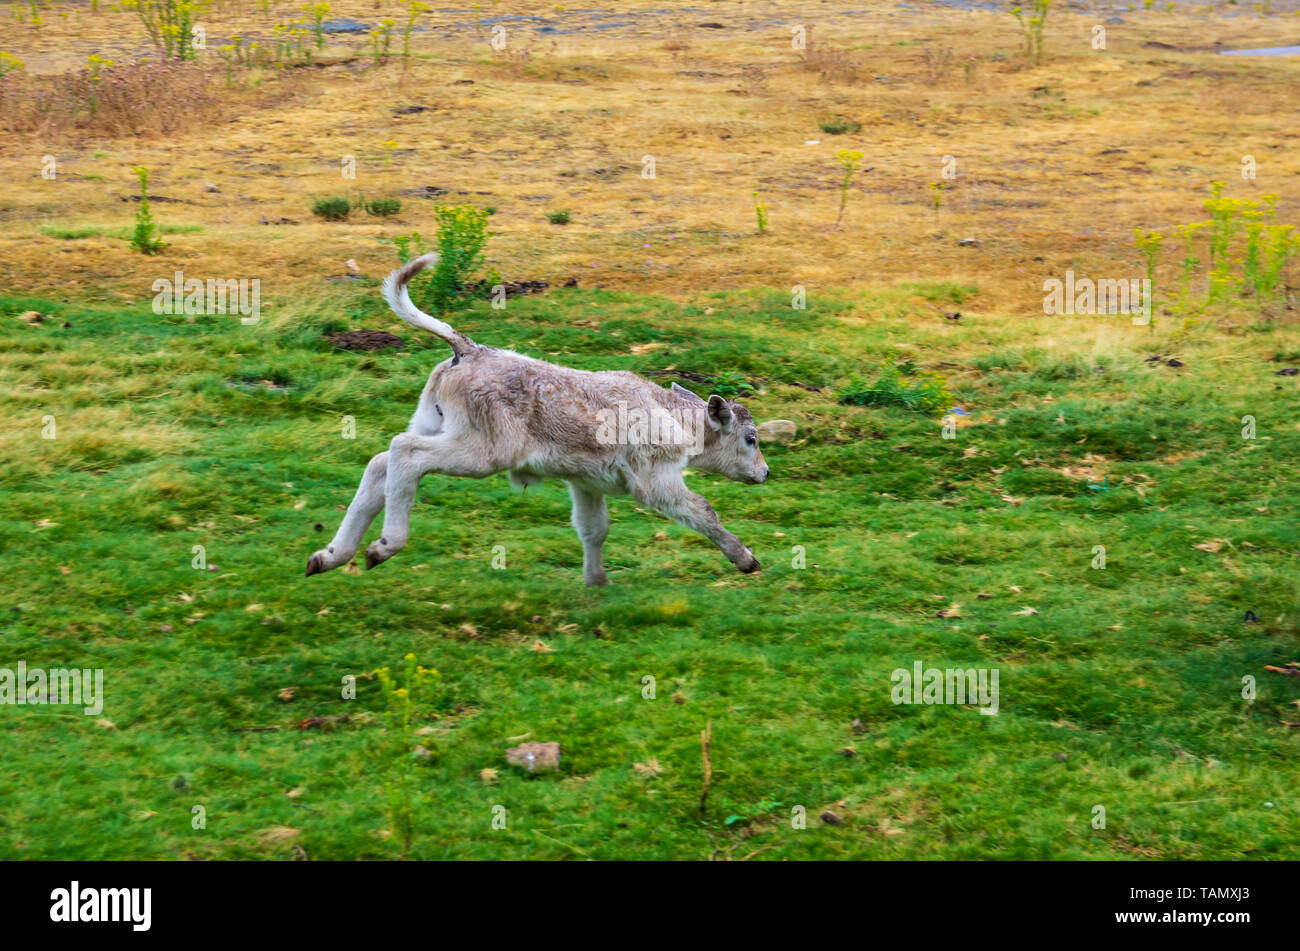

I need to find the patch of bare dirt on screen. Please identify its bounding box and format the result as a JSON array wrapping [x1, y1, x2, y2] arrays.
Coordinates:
[[325, 329, 404, 351]]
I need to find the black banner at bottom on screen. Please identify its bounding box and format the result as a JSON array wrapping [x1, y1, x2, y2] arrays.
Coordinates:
[[0, 859, 1281, 939]]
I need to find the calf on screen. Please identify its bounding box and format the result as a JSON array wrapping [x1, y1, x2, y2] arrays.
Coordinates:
[[306, 253, 769, 585]]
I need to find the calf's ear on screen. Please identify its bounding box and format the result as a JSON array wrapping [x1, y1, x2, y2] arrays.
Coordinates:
[[671, 382, 704, 403], [706, 394, 734, 431]]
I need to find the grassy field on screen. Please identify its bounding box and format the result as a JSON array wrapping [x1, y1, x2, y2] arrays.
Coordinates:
[[1, 0, 1298, 859]]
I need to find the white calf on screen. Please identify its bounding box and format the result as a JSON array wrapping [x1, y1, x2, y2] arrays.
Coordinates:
[[306, 253, 769, 585]]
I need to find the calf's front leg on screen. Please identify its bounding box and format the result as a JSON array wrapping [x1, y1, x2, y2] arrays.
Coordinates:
[[634, 477, 760, 574], [568, 483, 611, 586]]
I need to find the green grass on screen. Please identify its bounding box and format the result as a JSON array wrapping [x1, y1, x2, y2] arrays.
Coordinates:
[[0, 285, 1297, 859]]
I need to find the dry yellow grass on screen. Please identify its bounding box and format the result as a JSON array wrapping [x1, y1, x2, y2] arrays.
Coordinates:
[[1, 0, 1298, 324], [3, 3, 1300, 865]]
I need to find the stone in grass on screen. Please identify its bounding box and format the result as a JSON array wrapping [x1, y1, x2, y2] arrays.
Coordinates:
[[506, 741, 562, 773], [756, 419, 797, 444]]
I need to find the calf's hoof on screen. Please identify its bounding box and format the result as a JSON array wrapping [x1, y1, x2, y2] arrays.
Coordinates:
[[738, 554, 761, 574], [365, 539, 398, 569], [306, 546, 348, 577]]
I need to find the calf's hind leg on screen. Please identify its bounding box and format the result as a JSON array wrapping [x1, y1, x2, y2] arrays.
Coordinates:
[[306, 451, 388, 576], [365, 432, 504, 568], [568, 483, 611, 586]]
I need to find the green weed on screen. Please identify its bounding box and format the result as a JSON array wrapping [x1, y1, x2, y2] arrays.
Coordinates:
[[839, 355, 952, 416], [127, 165, 167, 255], [312, 196, 352, 221]]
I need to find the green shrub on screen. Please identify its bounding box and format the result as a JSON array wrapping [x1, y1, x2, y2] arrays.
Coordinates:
[[545, 209, 571, 225], [1010, 0, 1052, 65], [122, 0, 208, 62], [312, 196, 353, 221], [839, 355, 952, 415], [819, 116, 861, 135], [394, 203, 491, 314], [127, 165, 167, 255], [364, 197, 402, 217], [710, 370, 755, 399]]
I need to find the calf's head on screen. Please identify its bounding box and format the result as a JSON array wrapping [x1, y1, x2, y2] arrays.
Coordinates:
[[672, 383, 769, 485]]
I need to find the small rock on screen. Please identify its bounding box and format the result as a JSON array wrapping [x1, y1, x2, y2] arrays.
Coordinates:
[[958, 237, 978, 246], [1052, 752, 1068, 761], [506, 741, 561, 773], [820, 810, 844, 826], [1277, 367, 1298, 376], [757, 419, 797, 444], [204, 183, 218, 193]]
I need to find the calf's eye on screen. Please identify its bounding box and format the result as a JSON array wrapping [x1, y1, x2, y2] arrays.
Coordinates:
[[745, 434, 757, 447]]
